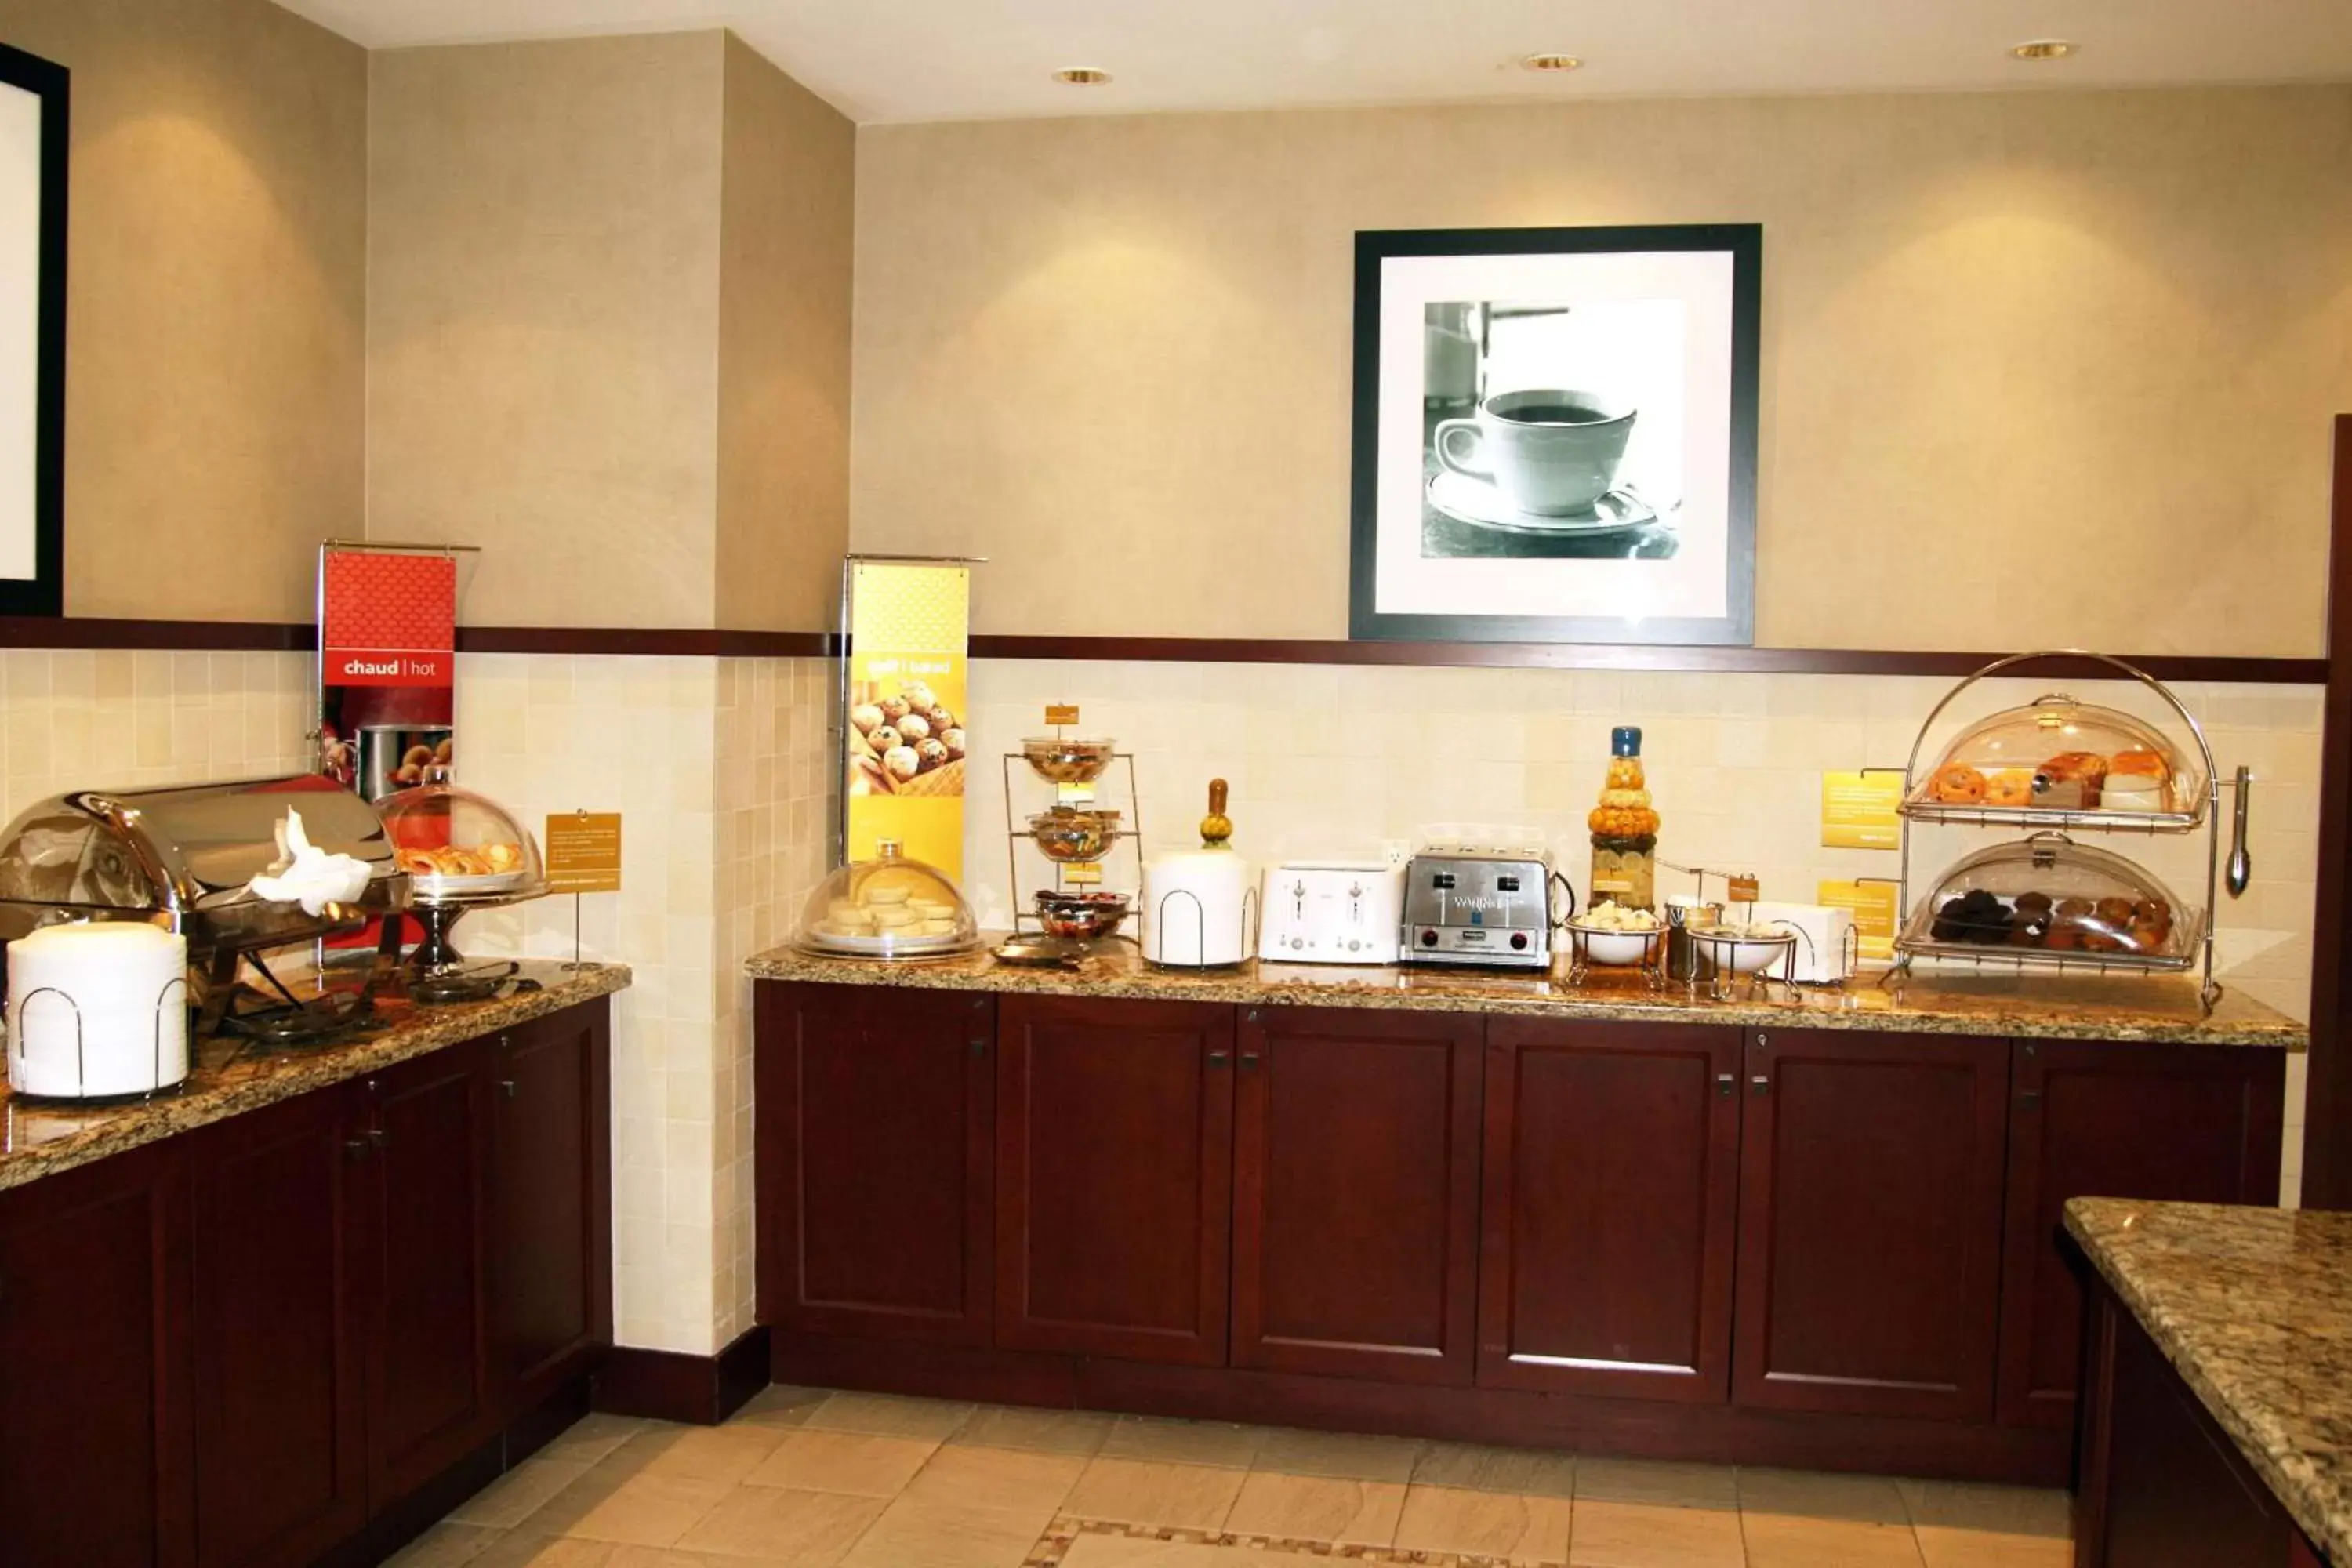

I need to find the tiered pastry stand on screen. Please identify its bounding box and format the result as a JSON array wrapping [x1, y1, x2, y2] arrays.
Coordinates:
[[1887, 650, 2252, 1007], [1000, 748, 1146, 940]]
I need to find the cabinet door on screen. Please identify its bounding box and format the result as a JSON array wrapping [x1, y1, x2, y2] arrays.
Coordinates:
[[365, 1036, 497, 1501], [1998, 1039, 2281, 1430], [757, 982, 995, 1343], [0, 1143, 190, 1568], [492, 1001, 613, 1400], [1479, 1019, 1740, 1403], [1733, 1029, 2009, 1421], [187, 1083, 368, 1568], [1232, 1005, 1482, 1384], [996, 995, 1235, 1364]]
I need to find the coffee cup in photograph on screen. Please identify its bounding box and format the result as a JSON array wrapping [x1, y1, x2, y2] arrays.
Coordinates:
[[1432, 388, 1637, 516]]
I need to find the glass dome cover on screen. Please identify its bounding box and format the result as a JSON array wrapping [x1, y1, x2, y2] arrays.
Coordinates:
[[377, 779, 546, 906], [1899, 831, 2197, 968], [1904, 695, 2208, 825], [794, 840, 981, 960]]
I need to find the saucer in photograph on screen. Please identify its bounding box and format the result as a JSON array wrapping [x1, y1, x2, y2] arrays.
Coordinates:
[[1427, 472, 1660, 537]]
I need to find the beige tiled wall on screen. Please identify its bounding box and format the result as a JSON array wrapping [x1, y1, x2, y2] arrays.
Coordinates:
[[453, 652, 828, 1354], [962, 660, 2321, 1202]]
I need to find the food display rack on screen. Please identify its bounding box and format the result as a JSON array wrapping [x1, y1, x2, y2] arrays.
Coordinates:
[[1888, 650, 2252, 1005], [1001, 751, 1146, 939]]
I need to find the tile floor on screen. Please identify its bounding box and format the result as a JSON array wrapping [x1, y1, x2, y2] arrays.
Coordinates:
[[388, 1387, 2072, 1568]]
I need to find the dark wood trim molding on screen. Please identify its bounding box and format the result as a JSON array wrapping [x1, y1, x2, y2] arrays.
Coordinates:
[[592, 1325, 771, 1426], [967, 635, 2326, 685], [2304, 413, 2352, 1210], [455, 627, 831, 658], [0, 618, 2320, 684]]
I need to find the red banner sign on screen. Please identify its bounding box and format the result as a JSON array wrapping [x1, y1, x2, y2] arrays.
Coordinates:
[[322, 550, 456, 688]]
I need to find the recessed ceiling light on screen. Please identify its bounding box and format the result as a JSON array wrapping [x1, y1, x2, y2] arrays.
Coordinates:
[[1520, 53, 1584, 72], [1052, 67, 1112, 86], [2010, 39, 2078, 61]]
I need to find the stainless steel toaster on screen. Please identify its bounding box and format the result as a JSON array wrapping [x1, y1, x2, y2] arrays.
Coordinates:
[[1399, 844, 1556, 968]]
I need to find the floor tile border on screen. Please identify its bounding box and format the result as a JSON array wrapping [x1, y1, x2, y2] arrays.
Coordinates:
[[1023, 1515, 1525, 1566]]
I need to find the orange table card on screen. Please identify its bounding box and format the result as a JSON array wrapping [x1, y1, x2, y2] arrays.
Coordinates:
[[545, 812, 622, 895]]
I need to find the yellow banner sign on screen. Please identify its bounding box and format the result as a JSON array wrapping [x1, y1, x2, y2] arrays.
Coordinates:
[[1817, 879, 1899, 961], [1821, 771, 1904, 850], [845, 561, 971, 878], [544, 812, 622, 895]]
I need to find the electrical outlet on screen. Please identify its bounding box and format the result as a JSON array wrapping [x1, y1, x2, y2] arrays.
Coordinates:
[[1379, 839, 1412, 868]]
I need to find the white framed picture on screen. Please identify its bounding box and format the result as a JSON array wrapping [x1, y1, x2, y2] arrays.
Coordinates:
[[1348, 225, 1760, 647], [0, 40, 64, 617]]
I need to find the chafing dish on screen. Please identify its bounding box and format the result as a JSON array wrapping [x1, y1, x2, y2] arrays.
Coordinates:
[[0, 775, 408, 1027]]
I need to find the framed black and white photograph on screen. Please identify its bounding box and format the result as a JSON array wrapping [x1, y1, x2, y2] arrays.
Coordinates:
[[1348, 224, 1759, 646], [0, 40, 65, 619]]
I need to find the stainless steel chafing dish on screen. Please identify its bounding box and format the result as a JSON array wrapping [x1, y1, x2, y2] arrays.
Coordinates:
[[0, 777, 409, 1005]]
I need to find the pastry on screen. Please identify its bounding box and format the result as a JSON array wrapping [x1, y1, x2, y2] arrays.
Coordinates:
[[1929, 764, 1989, 804], [921, 705, 956, 732], [899, 681, 936, 712], [2055, 897, 2096, 921], [2094, 896, 2136, 927], [2014, 891, 2053, 917], [879, 696, 911, 724], [2110, 748, 2169, 783], [939, 728, 966, 760], [915, 739, 949, 771], [883, 746, 921, 782], [895, 713, 931, 742], [2034, 752, 2109, 810], [1984, 769, 2035, 808], [850, 703, 884, 736], [867, 726, 902, 755], [2045, 926, 2082, 951]]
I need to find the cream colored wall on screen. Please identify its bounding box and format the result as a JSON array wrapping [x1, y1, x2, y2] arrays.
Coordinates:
[[714, 34, 855, 634], [0, 0, 365, 622], [368, 33, 725, 630], [853, 87, 2352, 653]]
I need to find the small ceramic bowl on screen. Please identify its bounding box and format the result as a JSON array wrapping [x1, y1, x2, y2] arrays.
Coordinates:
[[1567, 924, 1661, 967]]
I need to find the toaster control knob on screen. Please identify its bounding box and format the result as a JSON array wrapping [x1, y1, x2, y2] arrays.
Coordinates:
[[1290, 936, 1305, 951], [1420, 929, 1439, 947], [1510, 932, 1530, 951]]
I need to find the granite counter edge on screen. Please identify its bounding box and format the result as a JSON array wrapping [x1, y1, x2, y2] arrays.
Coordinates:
[[2063, 1200, 2351, 1566], [742, 953, 2305, 1049], [0, 967, 633, 1195]]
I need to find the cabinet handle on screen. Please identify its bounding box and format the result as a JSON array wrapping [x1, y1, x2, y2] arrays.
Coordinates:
[[967, 1039, 987, 1058], [1754, 1033, 1769, 1049], [2019, 1089, 2043, 1105], [1240, 1052, 1260, 1071], [343, 1136, 373, 1160], [1750, 1075, 1770, 1096], [1208, 1051, 1230, 1068], [1715, 1073, 1734, 1098], [1246, 1009, 1260, 1023], [500, 1079, 518, 1099]]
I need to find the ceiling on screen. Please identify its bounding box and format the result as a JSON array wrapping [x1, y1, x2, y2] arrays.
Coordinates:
[[272, 0, 2352, 125]]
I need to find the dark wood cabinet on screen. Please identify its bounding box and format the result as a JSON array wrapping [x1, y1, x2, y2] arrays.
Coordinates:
[[1479, 1018, 1740, 1403], [1733, 1028, 2010, 1421], [492, 1006, 614, 1399], [364, 1037, 499, 1501], [1998, 1039, 2283, 1431], [756, 982, 994, 1343], [0, 1143, 189, 1568], [186, 1085, 368, 1568], [1231, 1005, 1482, 1384], [996, 994, 1235, 1365]]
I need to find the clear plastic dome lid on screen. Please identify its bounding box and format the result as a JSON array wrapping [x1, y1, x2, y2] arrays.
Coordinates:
[[1900, 831, 2195, 967], [1905, 695, 2206, 825], [378, 779, 546, 904], [794, 840, 981, 960]]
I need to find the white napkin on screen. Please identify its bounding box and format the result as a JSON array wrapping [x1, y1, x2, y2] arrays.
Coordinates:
[[246, 807, 374, 917]]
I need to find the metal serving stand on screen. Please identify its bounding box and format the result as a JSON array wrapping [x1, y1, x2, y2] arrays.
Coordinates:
[[1001, 751, 1146, 939], [1888, 650, 2252, 1006]]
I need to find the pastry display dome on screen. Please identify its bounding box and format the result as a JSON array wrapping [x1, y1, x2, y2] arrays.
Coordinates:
[[1904, 695, 2208, 826], [376, 779, 546, 906], [1899, 832, 2195, 969], [794, 840, 981, 960]]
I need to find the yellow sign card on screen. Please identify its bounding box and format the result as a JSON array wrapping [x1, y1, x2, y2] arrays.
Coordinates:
[[1817, 879, 1899, 962], [1821, 771, 1904, 850], [544, 812, 622, 895], [1044, 704, 1080, 727], [845, 562, 971, 878]]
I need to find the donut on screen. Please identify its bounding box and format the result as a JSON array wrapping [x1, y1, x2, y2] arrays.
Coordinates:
[[1930, 764, 1989, 804], [1985, 769, 2035, 808]]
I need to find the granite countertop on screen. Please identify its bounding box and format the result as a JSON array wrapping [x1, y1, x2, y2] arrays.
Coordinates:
[[2067, 1199, 2352, 1564], [0, 960, 631, 1193], [745, 939, 2304, 1048]]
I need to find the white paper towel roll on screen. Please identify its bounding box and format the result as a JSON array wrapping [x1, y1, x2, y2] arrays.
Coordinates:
[[7, 922, 189, 1098]]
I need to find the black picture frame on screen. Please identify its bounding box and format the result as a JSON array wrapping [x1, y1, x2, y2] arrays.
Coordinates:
[[1348, 223, 1760, 648], [0, 40, 65, 619]]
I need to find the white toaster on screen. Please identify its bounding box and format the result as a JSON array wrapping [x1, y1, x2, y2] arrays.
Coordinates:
[[1258, 860, 1405, 965], [1748, 901, 1857, 984]]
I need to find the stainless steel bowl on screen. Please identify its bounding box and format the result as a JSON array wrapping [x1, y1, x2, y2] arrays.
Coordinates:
[[1035, 890, 1131, 940]]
